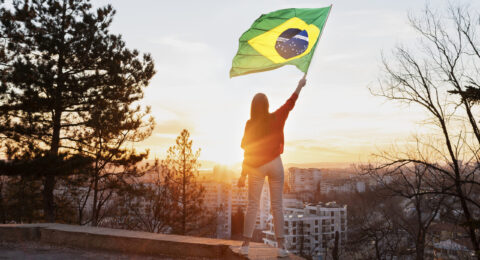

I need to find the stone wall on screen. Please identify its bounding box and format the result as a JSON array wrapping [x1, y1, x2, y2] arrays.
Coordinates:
[[0, 223, 304, 260]]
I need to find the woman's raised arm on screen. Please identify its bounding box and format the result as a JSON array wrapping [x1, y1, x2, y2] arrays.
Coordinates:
[[294, 75, 307, 95]]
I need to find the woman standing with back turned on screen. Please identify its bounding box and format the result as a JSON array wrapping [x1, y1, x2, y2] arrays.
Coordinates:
[[238, 76, 307, 258]]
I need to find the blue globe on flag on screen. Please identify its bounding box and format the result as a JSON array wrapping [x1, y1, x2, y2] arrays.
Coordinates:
[[275, 28, 309, 59]]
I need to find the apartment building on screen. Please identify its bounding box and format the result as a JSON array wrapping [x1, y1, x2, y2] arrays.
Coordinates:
[[201, 181, 232, 239], [288, 167, 322, 193], [263, 202, 347, 258]]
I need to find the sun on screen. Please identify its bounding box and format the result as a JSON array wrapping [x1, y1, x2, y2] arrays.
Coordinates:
[[206, 149, 243, 166]]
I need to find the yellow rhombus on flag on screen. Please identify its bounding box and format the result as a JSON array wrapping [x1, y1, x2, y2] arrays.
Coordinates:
[[230, 6, 332, 78]]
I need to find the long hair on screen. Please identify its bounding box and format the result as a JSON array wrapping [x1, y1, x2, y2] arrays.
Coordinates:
[[250, 93, 269, 121], [247, 93, 271, 141]]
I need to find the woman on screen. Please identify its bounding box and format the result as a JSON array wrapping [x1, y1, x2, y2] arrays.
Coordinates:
[[238, 76, 306, 257]]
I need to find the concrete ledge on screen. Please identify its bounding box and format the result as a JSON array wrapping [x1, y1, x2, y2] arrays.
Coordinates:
[[0, 223, 50, 242], [0, 224, 303, 259]]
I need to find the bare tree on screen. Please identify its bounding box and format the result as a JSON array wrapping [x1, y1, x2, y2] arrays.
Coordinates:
[[345, 188, 409, 260], [364, 162, 445, 259], [119, 162, 173, 233], [372, 4, 480, 258]]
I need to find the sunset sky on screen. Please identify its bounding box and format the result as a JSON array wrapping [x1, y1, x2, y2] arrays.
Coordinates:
[[92, 0, 478, 167]]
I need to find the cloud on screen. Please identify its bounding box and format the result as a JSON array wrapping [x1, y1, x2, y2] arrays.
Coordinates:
[[152, 36, 210, 53], [283, 138, 392, 163], [333, 9, 414, 39], [297, 145, 356, 156], [135, 118, 196, 157], [282, 140, 368, 163], [154, 119, 194, 135], [323, 53, 366, 62], [328, 110, 423, 121], [286, 139, 356, 156], [146, 35, 226, 90]]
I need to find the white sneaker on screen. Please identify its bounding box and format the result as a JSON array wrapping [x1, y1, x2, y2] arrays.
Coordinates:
[[240, 245, 249, 256], [277, 247, 289, 258]]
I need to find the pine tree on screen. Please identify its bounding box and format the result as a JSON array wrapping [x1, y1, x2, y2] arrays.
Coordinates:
[[164, 129, 207, 235], [0, 0, 155, 222]]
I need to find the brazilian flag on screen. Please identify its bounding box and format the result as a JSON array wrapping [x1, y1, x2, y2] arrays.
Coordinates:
[[230, 6, 332, 78]]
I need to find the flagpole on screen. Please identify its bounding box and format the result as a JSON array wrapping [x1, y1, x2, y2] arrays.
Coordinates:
[[303, 4, 333, 78]]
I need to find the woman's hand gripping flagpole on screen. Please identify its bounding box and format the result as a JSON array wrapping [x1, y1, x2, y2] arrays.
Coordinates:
[[295, 73, 307, 95]]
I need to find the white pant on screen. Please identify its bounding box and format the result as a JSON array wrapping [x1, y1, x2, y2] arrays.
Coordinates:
[[243, 156, 285, 239]]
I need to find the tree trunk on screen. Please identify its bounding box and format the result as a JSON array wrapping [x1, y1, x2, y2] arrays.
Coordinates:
[[0, 181, 5, 224], [416, 232, 425, 260], [182, 146, 186, 235], [455, 179, 480, 260], [78, 206, 83, 225], [437, 114, 480, 259], [45, 108, 61, 222], [43, 175, 55, 222], [44, 1, 67, 223], [92, 172, 99, 226], [332, 231, 339, 260], [375, 238, 381, 260]]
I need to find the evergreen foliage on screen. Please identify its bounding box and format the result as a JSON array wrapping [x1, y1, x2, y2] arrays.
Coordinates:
[[0, 0, 155, 222]]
